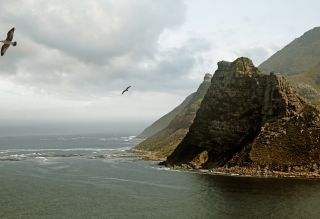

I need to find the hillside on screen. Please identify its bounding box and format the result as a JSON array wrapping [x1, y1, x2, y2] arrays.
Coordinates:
[[137, 93, 194, 138], [133, 74, 212, 159], [259, 27, 320, 106], [286, 63, 320, 106]]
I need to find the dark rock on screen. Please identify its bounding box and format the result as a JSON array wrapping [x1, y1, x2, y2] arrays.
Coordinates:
[[165, 57, 320, 170]]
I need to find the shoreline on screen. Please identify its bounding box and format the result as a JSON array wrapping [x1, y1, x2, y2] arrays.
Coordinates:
[[128, 149, 166, 161], [130, 149, 320, 179], [204, 166, 320, 179], [168, 165, 320, 179], [131, 149, 320, 179]]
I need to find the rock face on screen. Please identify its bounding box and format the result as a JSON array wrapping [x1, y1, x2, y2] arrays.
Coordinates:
[[166, 57, 320, 169], [134, 74, 212, 158], [259, 26, 320, 106]]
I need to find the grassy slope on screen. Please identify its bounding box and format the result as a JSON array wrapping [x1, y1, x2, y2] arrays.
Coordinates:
[[259, 27, 320, 106], [137, 93, 194, 138]]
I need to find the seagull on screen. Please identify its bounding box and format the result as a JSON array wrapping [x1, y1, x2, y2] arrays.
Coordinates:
[[121, 86, 131, 95], [1, 27, 17, 56]]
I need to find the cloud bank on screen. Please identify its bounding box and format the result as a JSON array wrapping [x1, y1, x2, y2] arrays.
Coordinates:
[[0, 0, 209, 98]]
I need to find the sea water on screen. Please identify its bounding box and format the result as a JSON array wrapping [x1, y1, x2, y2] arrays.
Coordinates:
[[0, 133, 320, 218]]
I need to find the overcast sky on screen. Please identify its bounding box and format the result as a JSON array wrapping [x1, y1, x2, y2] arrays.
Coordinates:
[[0, 0, 319, 135]]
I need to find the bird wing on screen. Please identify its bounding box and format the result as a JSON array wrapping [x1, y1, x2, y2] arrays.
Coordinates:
[[6, 28, 15, 41], [121, 86, 131, 94], [1, 44, 9, 56]]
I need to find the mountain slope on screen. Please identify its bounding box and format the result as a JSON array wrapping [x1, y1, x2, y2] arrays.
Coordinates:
[[138, 93, 194, 138], [286, 63, 320, 106], [134, 74, 212, 159], [259, 27, 320, 74], [258, 27, 320, 106]]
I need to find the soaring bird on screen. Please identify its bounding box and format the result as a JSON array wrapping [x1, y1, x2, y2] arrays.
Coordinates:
[[121, 86, 131, 95], [1, 27, 17, 56]]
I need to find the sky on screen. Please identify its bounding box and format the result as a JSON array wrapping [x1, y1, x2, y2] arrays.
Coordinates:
[[0, 0, 319, 135]]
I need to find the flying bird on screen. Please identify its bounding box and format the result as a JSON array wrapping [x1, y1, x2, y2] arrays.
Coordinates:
[[121, 86, 131, 95], [1, 27, 17, 56]]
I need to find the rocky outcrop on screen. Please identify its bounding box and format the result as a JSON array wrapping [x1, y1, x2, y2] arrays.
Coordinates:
[[133, 74, 212, 159], [165, 57, 320, 170]]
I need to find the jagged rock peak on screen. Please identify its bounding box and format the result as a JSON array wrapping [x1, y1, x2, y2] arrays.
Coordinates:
[[204, 73, 212, 81], [215, 57, 261, 77]]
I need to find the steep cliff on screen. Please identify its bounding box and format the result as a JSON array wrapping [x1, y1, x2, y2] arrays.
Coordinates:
[[134, 74, 212, 159], [166, 57, 320, 170], [259, 26, 320, 106]]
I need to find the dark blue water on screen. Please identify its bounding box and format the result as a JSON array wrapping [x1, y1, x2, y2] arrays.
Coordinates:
[[0, 134, 320, 218]]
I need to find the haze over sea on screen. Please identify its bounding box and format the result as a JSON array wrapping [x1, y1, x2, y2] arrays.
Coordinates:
[[0, 133, 319, 218]]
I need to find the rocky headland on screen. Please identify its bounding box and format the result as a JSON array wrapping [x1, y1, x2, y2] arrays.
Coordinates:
[[163, 57, 320, 178]]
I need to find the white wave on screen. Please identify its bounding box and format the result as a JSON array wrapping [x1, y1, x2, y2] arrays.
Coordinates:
[[0, 147, 131, 153], [35, 156, 48, 161], [56, 136, 99, 141], [89, 176, 186, 190], [49, 165, 70, 170], [120, 136, 136, 141], [153, 166, 171, 171]]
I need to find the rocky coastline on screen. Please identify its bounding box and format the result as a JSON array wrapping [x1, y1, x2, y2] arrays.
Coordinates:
[[133, 57, 320, 179], [129, 149, 166, 161], [167, 164, 320, 179], [129, 149, 320, 178]]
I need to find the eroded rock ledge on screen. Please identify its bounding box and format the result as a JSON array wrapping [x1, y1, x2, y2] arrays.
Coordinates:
[[164, 57, 320, 173]]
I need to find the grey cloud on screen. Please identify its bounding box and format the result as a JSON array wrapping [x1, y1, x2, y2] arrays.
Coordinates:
[[0, 0, 211, 98], [2, 0, 185, 63]]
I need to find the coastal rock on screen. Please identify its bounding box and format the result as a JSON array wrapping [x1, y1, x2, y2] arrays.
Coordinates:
[[133, 73, 212, 159], [165, 57, 320, 170]]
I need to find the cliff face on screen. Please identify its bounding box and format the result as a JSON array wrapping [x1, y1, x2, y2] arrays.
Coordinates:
[[259, 27, 320, 106], [166, 57, 320, 169], [134, 74, 212, 158]]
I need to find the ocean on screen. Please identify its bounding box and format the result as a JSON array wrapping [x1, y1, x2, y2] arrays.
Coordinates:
[[0, 133, 320, 218]]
